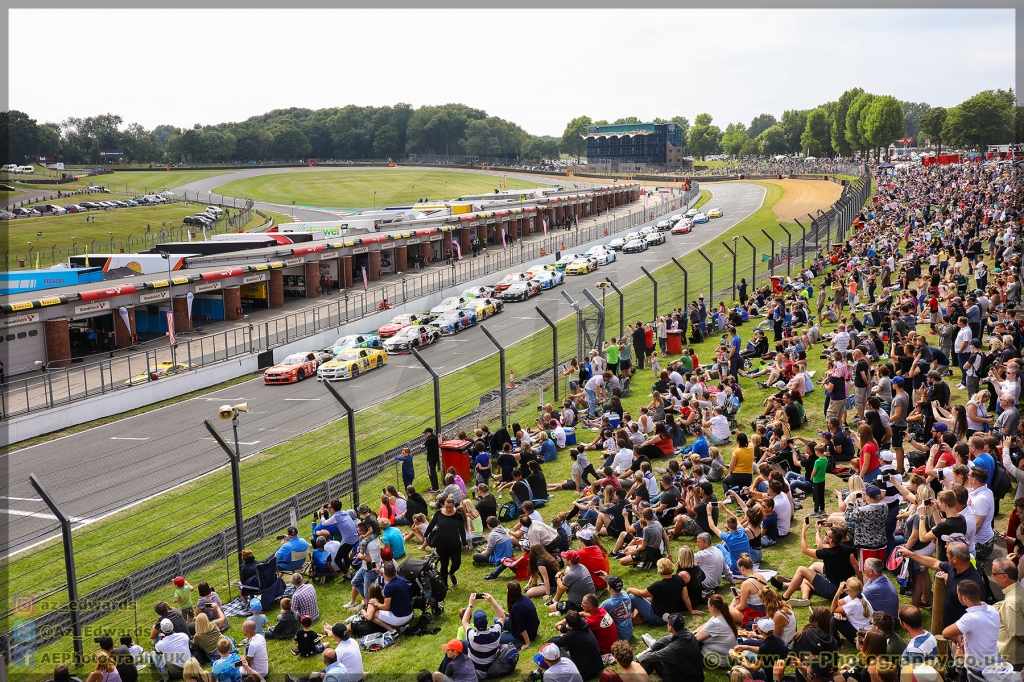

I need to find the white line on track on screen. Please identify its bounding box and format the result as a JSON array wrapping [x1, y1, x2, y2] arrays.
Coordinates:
[[4, 509, 85, 522], [110, 437, 150, 440], [201, 438, 261, 445], [1, 496, 42, 502], [283, 398, 320, 401]]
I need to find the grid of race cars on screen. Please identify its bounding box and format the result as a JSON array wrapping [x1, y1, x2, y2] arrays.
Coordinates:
[[262, 207, 723, 384]]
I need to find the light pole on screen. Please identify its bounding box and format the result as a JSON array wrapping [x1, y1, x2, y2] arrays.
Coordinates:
[[72, 236, 77, 256], [373, 191, 377, 210], [108, 232, 114, 251], [204, 403, 250, 571], [411, 185, 415, 204], [444, 181, 448, 200]]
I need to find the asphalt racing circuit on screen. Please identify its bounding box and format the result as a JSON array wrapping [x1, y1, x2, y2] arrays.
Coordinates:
[[2, 179, 767, 556]]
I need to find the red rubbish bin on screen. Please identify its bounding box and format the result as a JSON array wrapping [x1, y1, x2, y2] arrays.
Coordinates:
[[666, 329, 683, 355], [440, 439, 474, 482]]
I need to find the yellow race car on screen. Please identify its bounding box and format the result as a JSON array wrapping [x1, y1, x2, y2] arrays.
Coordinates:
[[316, 347, 388, 381], [125, 362, 198, 386], [565, 258, 597, 275], [707, 207, 724, 218], [465, 297, 505, 319], [526, 264, 558, 278]]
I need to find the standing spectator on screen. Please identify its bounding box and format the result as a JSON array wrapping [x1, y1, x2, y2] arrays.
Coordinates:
[[843, 485, 888, 569], [897, 541, 982, 632], [424, 428, 441, 492], [424, 495, 468, 587], [991, 557, 1024, 667], [394, 448, 415, 489]]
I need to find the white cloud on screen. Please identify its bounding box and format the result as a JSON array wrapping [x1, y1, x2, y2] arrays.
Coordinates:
[[8, 8, 1014, 135]]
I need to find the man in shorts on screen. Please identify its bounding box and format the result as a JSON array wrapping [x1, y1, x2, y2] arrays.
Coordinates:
[[775, 520, 858, 607]]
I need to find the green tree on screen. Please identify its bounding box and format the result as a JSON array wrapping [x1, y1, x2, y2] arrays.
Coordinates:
[[461, 117, 527, 158], [37, 122, 62, 159], [233, 126, 273, 161], [900, 101, 931, 145], [404, 103, 487, 157], [780, 109, 809, 153], [863, 96, 904, 161], [612, 116, 641, 125], [831, 87, 864, 156], [688, 113, 721, 159], [721, 122, 749, 156], [373, 124, 402, 159], [1, 110, 41, 162], [918, 107, 947, 153], [757, 125, 788, 156], [522, 137, 560, 162], [268, 119, 311, 159], [800, 107, 831, 157], [122, 122, 162, 163], [560, 115, 593, 163], [592, 119, 609, 126], [152, 124, 176, 148], [844, 92, 875, 157], [941, 89, 1015, 150], [748, 113, 777, 139], [740, 138, 760, 156]]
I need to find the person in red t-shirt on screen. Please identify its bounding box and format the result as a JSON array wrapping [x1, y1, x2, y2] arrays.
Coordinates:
[[581, 593, 618, 655], [575, 531, 610, 590]]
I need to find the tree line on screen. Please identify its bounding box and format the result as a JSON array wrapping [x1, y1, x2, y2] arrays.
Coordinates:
[[560, 88, 1021, 161], [1, 103, 561, 166], [2, 88, 1019, 166]]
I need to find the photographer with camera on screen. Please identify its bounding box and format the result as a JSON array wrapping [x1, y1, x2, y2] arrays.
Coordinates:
[[776, 517, 857, 607]]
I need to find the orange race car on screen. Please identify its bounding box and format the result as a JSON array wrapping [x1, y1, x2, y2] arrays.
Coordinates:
[[263, 351, 325, 384]]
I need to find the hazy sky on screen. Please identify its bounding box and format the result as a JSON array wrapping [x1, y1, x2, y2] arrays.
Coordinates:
[[8, 8, 1016, 137]]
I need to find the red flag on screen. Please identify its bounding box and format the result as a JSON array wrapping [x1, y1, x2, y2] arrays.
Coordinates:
[[166, 311, 176, 345]]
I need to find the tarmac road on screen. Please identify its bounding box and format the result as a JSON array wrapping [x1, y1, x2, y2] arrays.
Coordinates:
[[1, 182, 766, 556]]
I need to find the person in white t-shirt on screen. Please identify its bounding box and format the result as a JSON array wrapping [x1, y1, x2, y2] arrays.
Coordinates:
[[967, 467, 995, 571], [551, 424, 567, 449], [584, 372, 608, 417], [701, 406, 731, 446], [830, 577, 874, 644], [771, 480, 792, 537], [942, 579, 1003, 672], [611, 445, 634, 476], [242, 620, 269, 677]]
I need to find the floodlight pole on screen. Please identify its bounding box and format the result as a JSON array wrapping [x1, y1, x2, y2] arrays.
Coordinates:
[[581, 288, 605, 350], [204, 419, 246, 570], [322, 381, 360, 506]]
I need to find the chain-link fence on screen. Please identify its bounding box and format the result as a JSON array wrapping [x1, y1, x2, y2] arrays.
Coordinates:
[[0, 189, 693, 420], [0, 171, 867, 678]]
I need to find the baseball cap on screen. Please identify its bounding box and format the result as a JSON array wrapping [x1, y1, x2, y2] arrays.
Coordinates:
[[249, 598, 262, 613], [561, 550, 579, 562], [864, 485, 882, 498], [755, 618, 775, 634], [331, 623, 348, 640], [160, 618, 174, 633], [666, 613, 686, 631], [301, 615, 312, 626], [172, 576, 185, 587], [879, 450, 894, 462], [540, 643, 560, 661], [473, 610, 489, 629], [577, 528, 594, 541], [606, 576, 624, 592], [891, 376, 905, 387], [926, 370, 942, 380], [933, 422, 948, 432], [971, 339, 982, 348], [424, 427, 434, 434], [442, 639, 464, 653], [287, 525, 299, 536]]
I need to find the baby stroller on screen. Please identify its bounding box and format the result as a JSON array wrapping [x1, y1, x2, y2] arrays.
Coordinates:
[[398, 555, 446, 622]]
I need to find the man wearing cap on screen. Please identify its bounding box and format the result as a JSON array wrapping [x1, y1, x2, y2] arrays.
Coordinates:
[[926, 370, 951, 411], [548, 610, 603, 680], [550, 550, 596, 615], [274, 525, 310, 572], [424, 427, 441, 493], [461, 593, 506, 677], [531, 642, 584, 682], [732, 617, 789, 663], [152, 618, 190, 681], [637, 613, 703, 682], [434, 639, 477, 682], [963, 338, 985, 396], [889, 376, 910, 473], [844, 484, 890, 570], [575, 530, 609, 590], [600, 575, 634, 641], [323, 622, 365, 682]]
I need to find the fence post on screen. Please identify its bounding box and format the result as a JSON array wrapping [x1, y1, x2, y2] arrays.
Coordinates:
[[581, 289, 606, 351], [410, 348, 441, 435], [480, 326, 507, 428], [203, 418, 247, 571], [29, 473, 85, 666], [671, 257, 688, 311], [696, 250, 713, 302], [322, 381, 360, 506], [761, 230, 776, 276], [778, 224, 793, 278], [604, 278, 625, 339], [795, 219, 809, 268], [721, 240, 737, 301], [535, 306, 559, 403], [639, 267, 658, 320]]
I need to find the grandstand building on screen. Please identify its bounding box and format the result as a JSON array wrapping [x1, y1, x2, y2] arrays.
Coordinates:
[[584, 122, 688, 173]]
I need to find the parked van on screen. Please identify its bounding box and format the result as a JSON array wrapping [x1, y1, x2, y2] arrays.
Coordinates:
[[17, 166, 35, 174], [1, 164, 19, 173]]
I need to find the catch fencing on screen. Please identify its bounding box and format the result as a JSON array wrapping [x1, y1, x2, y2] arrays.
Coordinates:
[[0, 188, 694, 420], [0, 169, 868, 677]]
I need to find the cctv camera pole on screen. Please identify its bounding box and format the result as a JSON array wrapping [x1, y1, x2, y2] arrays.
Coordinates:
[[721, 241, 737, 301], [411, 348, 441, 435], [323, 381, 360, 506], [29, 474, 84, 666], [204, 419, 246, 570]]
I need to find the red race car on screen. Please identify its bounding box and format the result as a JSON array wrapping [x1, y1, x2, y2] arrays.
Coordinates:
[[376, 312, 434, 338], [494, 272, 528, 292], [263, 351, 323, 384]]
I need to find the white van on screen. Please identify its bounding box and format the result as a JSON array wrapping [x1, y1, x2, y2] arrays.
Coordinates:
[[17, 165, 34, 174], [1, 164, 19, 173], [205, 206, 225, 216]]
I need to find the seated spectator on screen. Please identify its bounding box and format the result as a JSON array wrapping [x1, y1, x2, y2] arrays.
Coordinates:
[[610, 641, 649, 682], [273, 526, 309, 572], [695, 594, 738, 666], [580, 593, 618, 656], [548, 610, 604, 681], [154, 618, 192, 680], [870, 611, 905, 660], [289, 573, 319, 622], [776, 522, 858, 607], [549, 550, 596, 615], [365, 561, 413, 633], [829, 577, 875, 644], [463, 594, 506, 677], [637, 614, 704, 682], [627, 558, 686, 626], [694, 532, 732, 592], [861, 558, 899, 620], [434, 640, 477, 682], [600, 575, 634, 641], [533, 643, 584, 682], [503, 581, 539, 648], [474, 516, 514, 567]]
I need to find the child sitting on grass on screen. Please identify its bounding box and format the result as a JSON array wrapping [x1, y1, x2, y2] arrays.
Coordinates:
[[293, 615, 324, 657], [403, 513, 429, 544]]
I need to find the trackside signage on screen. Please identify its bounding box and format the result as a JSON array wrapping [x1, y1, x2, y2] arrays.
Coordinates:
[[195, 282, 222, 293], [75, 301, 110, 314], [243, 274, 268, 284], [1, 312, 39, 328], [140, 291, 169, 303]]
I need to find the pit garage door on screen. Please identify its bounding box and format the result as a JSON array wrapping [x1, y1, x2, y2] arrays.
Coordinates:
[[1, 322, 45, 375]]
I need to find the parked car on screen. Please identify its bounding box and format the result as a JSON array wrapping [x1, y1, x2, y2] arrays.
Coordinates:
[[80, 202, 102, 209]]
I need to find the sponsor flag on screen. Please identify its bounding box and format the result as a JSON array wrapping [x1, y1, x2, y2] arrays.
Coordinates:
[[361, 266, 369, 292], [118, 306, 131, 332], [543, 216, 548, 235], [166, 311, 176, 345], [186, 291, 194, 323], [501, 228, 507, 250], [503, 174, 507, 190], [85, 246, 89, 268], [453, 239, 462, 260], [574, 212, 579, 228]]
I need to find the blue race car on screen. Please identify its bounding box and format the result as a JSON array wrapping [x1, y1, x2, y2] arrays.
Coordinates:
[[692, 212, 709, 224], [431, 308, 479, 335], [532, 269, 565, 289], [325, 332, 383, 354]]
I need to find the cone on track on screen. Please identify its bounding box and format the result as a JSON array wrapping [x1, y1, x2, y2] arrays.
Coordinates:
[[509, 370, 516, 388]]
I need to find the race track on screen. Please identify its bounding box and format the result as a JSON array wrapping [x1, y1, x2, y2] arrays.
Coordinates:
[[2, 180, 766, 556]]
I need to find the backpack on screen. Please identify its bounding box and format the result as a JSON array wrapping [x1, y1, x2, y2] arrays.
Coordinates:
[[498, 501, 518, 523], [360, 631, 396, 651], [991, 460, 1012, 501], [486, 643, 520, 678]]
